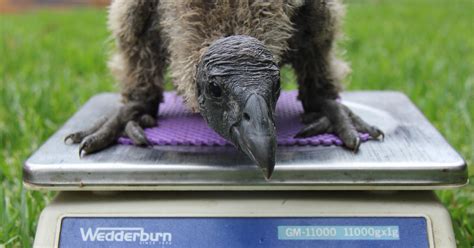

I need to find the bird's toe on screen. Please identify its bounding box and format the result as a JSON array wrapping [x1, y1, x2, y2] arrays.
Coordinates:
[[125, 120, 150, 146]]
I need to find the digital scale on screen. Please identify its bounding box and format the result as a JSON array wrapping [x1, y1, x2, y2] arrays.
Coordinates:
[[24, 91, 468, 248]]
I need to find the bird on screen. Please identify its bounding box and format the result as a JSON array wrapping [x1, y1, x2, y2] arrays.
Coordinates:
[[65, 0, 383, 179]]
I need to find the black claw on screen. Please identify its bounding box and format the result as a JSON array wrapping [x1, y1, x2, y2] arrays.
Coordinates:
[[294, 131, 306, 139], [378, 129, 385, 141], [64, 135, 72, 144], [139, 138, 151, 147], [294, 127, 317, 139], [79, 138, 92, 157], [353, 137, 361, 153], [79, 146, 85, 157], [294, 126, 310, 138], [368, 127, 385, 141], [65, 133, 83, 144]]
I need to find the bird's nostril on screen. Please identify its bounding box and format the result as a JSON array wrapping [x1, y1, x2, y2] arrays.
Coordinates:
[[243, 112, 250, 121]]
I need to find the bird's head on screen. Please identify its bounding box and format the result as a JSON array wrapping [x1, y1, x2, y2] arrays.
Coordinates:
[[196, 35, 280, 179]]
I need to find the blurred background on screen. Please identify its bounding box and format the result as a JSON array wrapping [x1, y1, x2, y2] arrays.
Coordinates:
[[0, 0, 473, 247], [0, 0, 108, 12]]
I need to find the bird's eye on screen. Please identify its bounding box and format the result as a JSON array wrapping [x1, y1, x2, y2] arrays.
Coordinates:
[[208, 82, 222, 98]]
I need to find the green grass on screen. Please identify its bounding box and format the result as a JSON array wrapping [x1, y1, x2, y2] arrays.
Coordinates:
[[0, 0, 473, 247]]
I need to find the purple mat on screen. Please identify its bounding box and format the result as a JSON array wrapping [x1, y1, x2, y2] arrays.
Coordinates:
[[118, 91, 370, 147]]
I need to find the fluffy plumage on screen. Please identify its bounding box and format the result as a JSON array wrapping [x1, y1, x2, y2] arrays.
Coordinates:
[[106, 0, 349, 110], [66, 0, 383, 179], [159, 0, 302, 111]]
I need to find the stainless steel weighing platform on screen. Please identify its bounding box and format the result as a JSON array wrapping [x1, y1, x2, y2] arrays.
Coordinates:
[[25, 91, 468, 248]]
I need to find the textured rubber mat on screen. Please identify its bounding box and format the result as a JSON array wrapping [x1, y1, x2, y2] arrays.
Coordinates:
[[118, 91, 370, 146]]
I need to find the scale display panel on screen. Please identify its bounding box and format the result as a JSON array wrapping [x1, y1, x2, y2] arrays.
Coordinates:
[[59, 216, 429, 248]]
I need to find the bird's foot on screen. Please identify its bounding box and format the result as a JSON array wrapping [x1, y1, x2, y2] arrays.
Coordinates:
[[64, 102, 157, 156], [295, 99, 384, 152]]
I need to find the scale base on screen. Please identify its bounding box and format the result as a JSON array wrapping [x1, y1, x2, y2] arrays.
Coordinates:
[[34, 191, 455, 248]]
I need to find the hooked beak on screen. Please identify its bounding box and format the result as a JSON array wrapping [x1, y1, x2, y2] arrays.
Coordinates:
[[231, 94, 276, 180]]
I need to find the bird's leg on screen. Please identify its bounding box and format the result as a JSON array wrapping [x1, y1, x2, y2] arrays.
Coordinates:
[[287, 0, 383, 151], [295, 99, 383, 151], [64, 0, 166, 156], [65, 101, 158, 156]]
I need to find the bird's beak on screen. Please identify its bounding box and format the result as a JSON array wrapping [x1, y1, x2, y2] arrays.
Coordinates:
[[231, 94, 276, 180]]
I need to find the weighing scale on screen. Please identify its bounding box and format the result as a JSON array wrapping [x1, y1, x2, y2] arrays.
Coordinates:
[[24, 91, 468, 248]]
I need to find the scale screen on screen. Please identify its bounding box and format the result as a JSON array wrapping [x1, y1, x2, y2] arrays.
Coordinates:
[[59, 216, 429, 248]]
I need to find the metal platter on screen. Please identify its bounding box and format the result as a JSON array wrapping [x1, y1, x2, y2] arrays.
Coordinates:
[[23, 91, 468, 190]]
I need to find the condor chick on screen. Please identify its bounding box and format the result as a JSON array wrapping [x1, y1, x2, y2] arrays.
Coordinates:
[[66, 0, 383, 179]]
